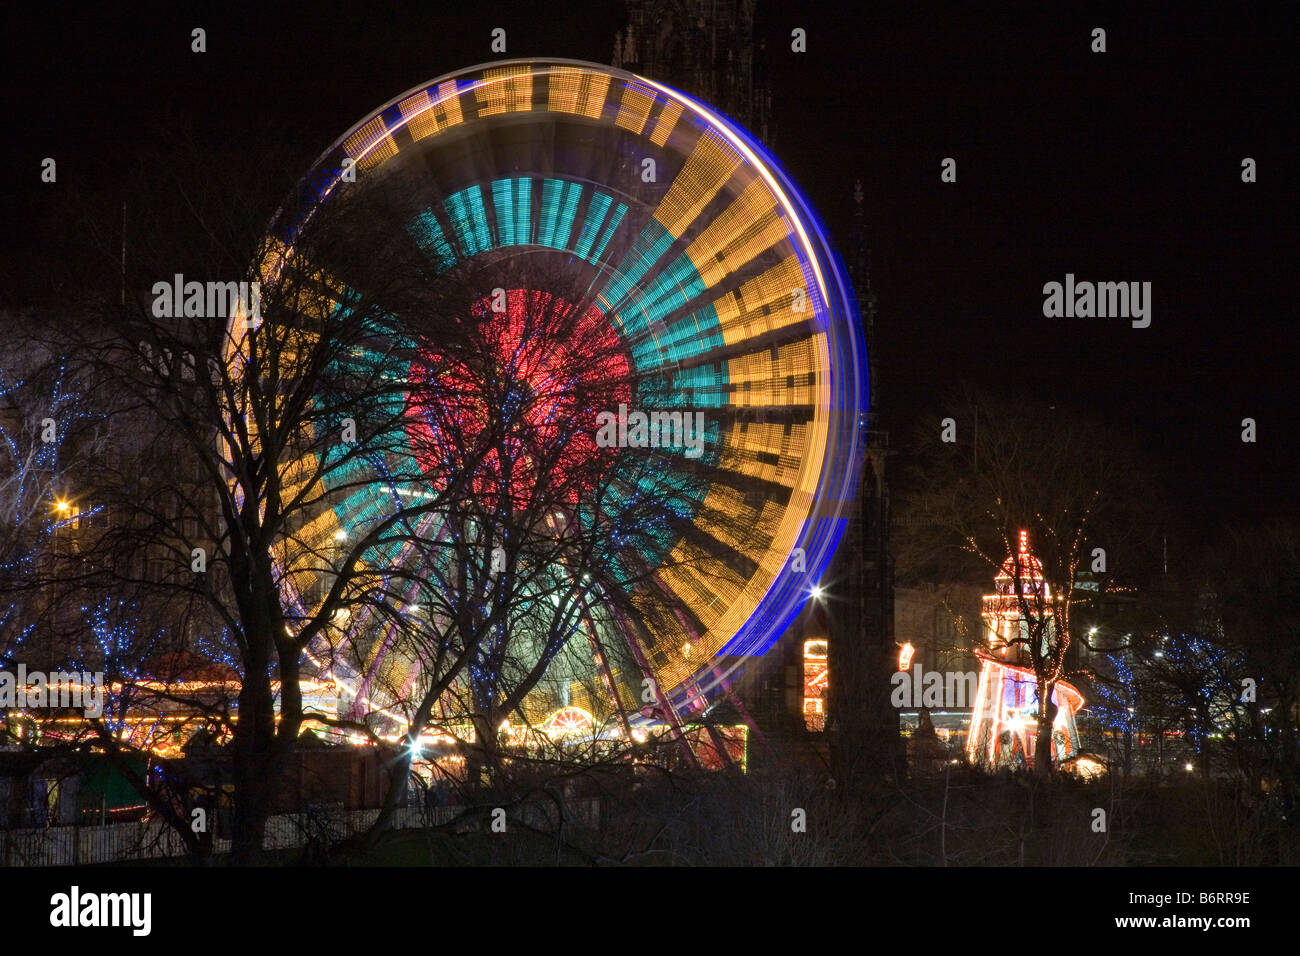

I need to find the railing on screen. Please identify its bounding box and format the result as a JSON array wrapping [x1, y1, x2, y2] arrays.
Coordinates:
[[0, 799, 599, 866]]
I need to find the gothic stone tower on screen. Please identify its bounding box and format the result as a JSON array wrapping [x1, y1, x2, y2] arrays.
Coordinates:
[[613, 0, 774, 145], [825, 181, 901, 781]]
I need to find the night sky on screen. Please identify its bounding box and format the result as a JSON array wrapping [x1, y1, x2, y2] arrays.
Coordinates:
[[4, 1, 1294, 536]]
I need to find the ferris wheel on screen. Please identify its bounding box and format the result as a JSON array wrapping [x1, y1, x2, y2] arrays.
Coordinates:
[[238, 60, 865, 737]]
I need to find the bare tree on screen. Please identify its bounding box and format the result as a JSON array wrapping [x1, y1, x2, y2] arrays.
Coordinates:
[[331, 258, 768, 845], [1219, 523, 1300, 816], [18, 135, 767, 861]]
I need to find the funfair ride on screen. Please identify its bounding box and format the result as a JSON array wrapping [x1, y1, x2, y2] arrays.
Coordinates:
[[226, 60, 866, 755], [966, 531, 1084, 770]]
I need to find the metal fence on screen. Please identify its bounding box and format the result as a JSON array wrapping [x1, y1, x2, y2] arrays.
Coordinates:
[[0, 806, 443, 866], [0, 799, 599, 866]]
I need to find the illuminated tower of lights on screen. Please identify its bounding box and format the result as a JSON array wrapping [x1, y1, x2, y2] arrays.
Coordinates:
[[965, 531, 1083, 770]]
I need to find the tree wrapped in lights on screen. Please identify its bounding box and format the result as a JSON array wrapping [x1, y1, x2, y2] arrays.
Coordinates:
[[1142, 627, 1242, 777], [1088, 647, 1141, 775], [1090, 567, 1248, 780], [0, 346, 226, 844], [0, 342, 109, 665]]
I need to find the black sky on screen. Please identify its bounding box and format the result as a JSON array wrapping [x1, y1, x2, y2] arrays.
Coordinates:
[[3, 1, 1295, 536]]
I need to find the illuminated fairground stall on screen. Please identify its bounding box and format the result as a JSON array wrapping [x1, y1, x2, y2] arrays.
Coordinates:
[[965, 532, 1085, 770]]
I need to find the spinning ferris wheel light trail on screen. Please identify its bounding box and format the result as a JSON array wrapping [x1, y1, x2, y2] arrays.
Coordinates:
[[230, 59, 867, 738]]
